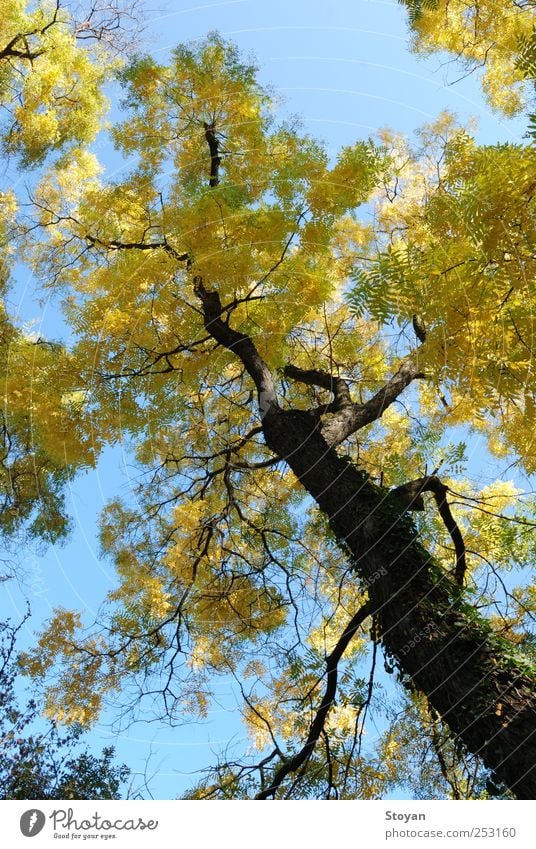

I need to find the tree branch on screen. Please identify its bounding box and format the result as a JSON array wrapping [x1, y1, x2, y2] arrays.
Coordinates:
[[255, 600, 372, 799], [283, 355, 424, 447], [284, 365, 353, 412], [412, 313, 426, 343], [204, 122, 221, 188], [0, 1, 60, 62], [84, 233, 189, 262], [193, 277, 278, 416], [392, 475, 467, 586]]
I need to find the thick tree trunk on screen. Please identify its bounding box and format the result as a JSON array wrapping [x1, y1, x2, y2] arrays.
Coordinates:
[[263, 406, 536, 800], [194, 275, 535, 798]]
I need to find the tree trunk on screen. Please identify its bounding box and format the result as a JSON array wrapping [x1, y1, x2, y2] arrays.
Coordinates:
[[262, 406, 536, 800]]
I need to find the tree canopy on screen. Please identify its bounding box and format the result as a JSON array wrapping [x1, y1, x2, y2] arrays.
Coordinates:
[[0, 0, 141, 547], [0, 613, 130, 799], [2, 1, 535, 800]]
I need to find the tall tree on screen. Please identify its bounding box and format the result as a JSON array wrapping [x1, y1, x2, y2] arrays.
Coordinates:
[[14, 30, 536, 798]]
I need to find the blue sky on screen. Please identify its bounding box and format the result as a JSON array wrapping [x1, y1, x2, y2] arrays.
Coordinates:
[[1, 0, 530, 799]]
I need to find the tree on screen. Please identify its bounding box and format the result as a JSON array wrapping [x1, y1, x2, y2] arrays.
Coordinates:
[[0, 1, 144, 551], [399, 0, 535, 116], [0, 612, 130, 799], [399, 0, 536, 140], [0, 0, 143, 164], [11, 22, 536, 802]]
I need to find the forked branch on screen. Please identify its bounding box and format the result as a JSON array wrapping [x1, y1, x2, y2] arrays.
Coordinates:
[[284, 365, 353, 412], [284, 355, 425, 447]]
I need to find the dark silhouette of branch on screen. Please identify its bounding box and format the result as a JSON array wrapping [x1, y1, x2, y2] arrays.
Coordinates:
[[283, 355, 425, 447], [0, 1, 60, 62], [84, 233, 189, 262], [412, 313, 426, 343], [255, 599, 372, 799], [194, 276, 278, 414], [284, 365, 353, 411], [392, 475, 467, 585], [204, 122, 221, 187]]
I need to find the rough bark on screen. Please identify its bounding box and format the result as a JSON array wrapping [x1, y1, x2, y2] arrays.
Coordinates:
[[192, 253, 536, 797], [261, 405, 536, 800]]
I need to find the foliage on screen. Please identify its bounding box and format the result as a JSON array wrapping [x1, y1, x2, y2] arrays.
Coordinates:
[[399, 0, 536, 115], [0, 0, 109, 166], [349, 114, 536, 470], [0, 1, 140, 546], [376, 692, 506, 800], [0, 613, 130, 799], [1, 9, 535, 801]]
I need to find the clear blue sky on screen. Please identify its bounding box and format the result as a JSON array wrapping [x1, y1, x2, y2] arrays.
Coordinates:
[[1, 0, 528, 799]]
